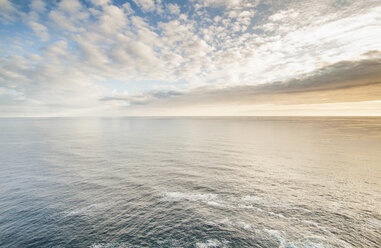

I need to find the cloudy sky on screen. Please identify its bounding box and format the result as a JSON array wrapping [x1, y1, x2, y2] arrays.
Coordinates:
[[1, 0, 381, 116]]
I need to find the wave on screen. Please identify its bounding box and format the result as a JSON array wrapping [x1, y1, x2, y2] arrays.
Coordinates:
[[162, 192, 260, 209], [162, 192, 227, 208], [206, 218, 254, 231], [195, 239, 229, 248], [65, 203, 106, 217], [162, 191, 353, 247], [156, 239, 182, 246], [241, 195, 311, 212], [90, 242, 130, 248], [264, 229, 340, 248], [368, 218, 381, 228], [163, 192, 218, 202]]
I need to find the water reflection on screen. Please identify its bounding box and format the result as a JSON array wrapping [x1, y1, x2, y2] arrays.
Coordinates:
[[0, 117, 380, 247]]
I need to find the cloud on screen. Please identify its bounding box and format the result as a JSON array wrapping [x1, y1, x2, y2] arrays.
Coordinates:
[[132, 0, 156, 12], [167, 3, 180, 15], [28, 21, 49, 41], [97, 4, 129, 35], [58, 0, 82, 14], [30, 0, 46, 13], [90, 0, 111, 6], [1, 0, 381, 116], [48, 0, 89, 32], [0, 0, 18, 22], [192, 0, 247, 8], [100, 90, 184, 105], [105, 57, 381, 107]]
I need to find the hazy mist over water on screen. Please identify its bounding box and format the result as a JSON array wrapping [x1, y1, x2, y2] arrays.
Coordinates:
[[0, 117, 380, 247]]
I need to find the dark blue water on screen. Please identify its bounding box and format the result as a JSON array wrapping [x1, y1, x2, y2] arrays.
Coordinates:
[[0, 117, 380, 247]]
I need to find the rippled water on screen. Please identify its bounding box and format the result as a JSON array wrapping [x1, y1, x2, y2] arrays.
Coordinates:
[[0, 117, 380, 248]]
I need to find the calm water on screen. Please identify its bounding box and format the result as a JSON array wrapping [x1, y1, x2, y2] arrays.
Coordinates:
[[0, 117, 380, 248]]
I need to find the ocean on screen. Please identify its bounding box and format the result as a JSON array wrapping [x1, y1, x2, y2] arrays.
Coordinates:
[[0, 117, 380, 247]]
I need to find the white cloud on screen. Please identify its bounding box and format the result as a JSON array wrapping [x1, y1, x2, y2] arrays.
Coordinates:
[[29, 21, 49, 41], [193, 0, 244, 8], [132, 0, 156, 12], [97, 4, 129, 35], [167, 3, 180, 15], [0, 0, 17, 22], [122, 2, 134, 15], [30, 0, 46, 13], [58, 0, 82, 14], [90, 0, 111, 6]]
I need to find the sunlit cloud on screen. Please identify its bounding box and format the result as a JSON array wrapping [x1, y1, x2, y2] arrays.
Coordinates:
[[0, 0, 380, 116]]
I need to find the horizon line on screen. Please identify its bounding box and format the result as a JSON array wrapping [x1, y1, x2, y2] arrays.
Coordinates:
[[1, 115, 381, 119]]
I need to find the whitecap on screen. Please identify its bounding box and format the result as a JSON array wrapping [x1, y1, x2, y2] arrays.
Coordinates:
[[90, 242, 130, 248], [163, 192, 217, 202], [195, 239, 228, 248], [156, 239, 182, 246], [264, 229, 299, 248], [267, 211, 287, 219], [206, 201, 224, 207], [241, 195, 311, 212], [299, 219, 331, 234], [206, 218, 254, 231], [66, 203, 105, 217], [162, 192, 228, 208], [264, 228, 352, 248]]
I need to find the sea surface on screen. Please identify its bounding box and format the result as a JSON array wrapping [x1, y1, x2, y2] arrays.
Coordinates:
[[0, 117, 380, 248]]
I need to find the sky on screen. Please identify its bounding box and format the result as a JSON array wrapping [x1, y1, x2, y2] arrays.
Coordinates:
[[0, 0, 381, 117]]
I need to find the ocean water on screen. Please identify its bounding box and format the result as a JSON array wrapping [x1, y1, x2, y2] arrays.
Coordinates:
[[0, 117, 380, 248]]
